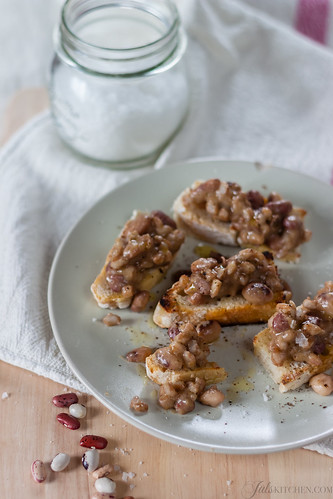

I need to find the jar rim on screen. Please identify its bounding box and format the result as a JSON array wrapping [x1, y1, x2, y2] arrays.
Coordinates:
[[58, 0, 183, 74], [61, 0, 179, 53]]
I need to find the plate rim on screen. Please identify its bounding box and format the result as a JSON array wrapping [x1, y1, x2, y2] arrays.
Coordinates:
[[48, 157, 333, 454]]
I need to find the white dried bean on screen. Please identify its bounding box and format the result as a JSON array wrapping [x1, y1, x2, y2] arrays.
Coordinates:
[[69, 403, 87, 419], [31, 459, 47, 483], [95, 477, 116, 494], [50, 453, 70, 472], [82, 448, 99, 472]]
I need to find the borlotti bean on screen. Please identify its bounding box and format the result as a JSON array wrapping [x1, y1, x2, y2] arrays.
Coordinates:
[[82, 448, 99, 472], [80, 434, 108, 449], [92, 464, 114, 479], [56, 412, 80, 430], [52, 393, 78, 407], [31, 459, 47, 483], [94, 477, 116, 494], [69, 403, 87, 419], [50, 453, 70, 472], [91, 494, 115, 499]]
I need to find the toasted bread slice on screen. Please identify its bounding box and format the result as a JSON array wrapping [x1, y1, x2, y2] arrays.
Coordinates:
[[173, 184, 237, 246], [153, 248, 291, 328], [173, 179, 311, 262], [146, 351, 227, 386], [154, 285, 290, 328], [91, 210, 184, 309], [253, 327, 333, 393]]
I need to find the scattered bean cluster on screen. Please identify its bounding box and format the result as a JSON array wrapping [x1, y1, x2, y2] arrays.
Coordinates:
[[126, 322, 225, 415], [268, 281, 333, 367], [31, 391, 135, 499], [178, 248, 288, 307]]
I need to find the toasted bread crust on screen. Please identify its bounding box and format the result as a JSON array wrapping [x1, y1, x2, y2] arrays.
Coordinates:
[[145, 351, 227, 386], [173, 186, 237, 246], [91, 261, 168, 309], [253, 328, 333, 392], [91, 210, 183, 309], [153, 281, 290, 328]]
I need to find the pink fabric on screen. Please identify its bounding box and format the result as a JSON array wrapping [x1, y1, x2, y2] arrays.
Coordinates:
[[295, 0, 330, 44]]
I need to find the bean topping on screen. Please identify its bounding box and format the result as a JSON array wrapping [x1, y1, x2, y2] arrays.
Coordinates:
[[105, 211, 184, 307], [178, 248, 288, 306], [268, 282, 333, 367], [130, 290, 150, 312], [183, 180, 311, 258]]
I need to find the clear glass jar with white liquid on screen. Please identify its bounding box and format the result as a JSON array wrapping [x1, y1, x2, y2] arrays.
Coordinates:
[[49, 0, 189, 168]]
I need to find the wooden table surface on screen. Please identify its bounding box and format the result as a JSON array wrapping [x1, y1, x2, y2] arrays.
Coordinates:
[[1, 88, 333, 499]]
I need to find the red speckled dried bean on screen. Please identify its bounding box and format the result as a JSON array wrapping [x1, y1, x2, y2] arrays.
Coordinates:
[[56, 412, 80, 430], [31, 460, 46, 483], [80, 434, 108, 449], [52, 392, 78, 407]]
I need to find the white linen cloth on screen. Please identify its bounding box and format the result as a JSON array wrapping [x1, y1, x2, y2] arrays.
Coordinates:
[[1, 0, 333, 454]]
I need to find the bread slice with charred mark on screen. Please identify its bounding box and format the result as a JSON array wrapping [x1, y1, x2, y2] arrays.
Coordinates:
[[253, 327, 333, 393], [91, 210, 185, 309], [153, 248, 291, 328], [145, 352, 227, 386], [153, 286, 290, 329]]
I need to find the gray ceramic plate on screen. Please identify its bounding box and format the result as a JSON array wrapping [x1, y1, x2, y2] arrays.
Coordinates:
[[48, 159, 333, 454]]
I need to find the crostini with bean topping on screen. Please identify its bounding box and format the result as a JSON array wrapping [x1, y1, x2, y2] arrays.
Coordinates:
[[91, 210, 185, 310], [173, 179, 311, 262], [253, 281, 333, 392], [153, 248, 291, 328]]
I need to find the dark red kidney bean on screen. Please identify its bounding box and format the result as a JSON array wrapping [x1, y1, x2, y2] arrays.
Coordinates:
[[52, 392, 78, 408], [80, 435, 108, 449], [246, 190, 265, 209], [151, 210, 177, 229], [266, 200, 292, 217], [57, 413, 80, 430], [271, 312, 290, 333], [283, 214, 301, 230]]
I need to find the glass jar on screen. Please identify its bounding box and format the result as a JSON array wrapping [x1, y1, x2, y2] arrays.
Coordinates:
[[49, 0, 189, 168]]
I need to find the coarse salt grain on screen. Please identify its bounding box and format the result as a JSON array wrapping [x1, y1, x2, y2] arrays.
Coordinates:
[[1, 392, 9, 400], [122, 471, 136, 482]]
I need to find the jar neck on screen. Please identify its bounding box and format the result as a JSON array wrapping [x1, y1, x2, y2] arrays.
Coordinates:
[[56, 0, 184, 75]]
